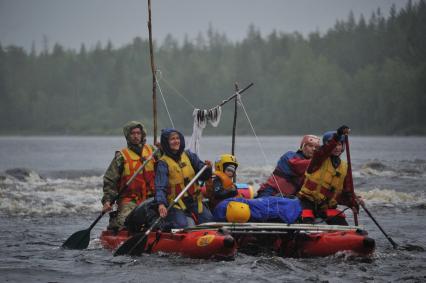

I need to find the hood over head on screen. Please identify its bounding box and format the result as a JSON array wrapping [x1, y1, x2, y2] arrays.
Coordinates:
[[123, 121, 147, 154], [123, 121, 146, 142], [322, 130, 344, 146], [160, 128, 185, 161]]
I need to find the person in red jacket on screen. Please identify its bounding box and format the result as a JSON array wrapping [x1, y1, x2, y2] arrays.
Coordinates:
[[297, 125, 358, 225], [257, 135, 320, 198]]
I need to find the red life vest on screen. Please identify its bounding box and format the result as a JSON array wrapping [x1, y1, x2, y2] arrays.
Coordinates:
[[118, 145, 155, 205]]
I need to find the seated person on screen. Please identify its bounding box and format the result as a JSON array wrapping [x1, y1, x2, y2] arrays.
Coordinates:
[[101, 121, 157, 232], [155, 128, 213, 229], [257, 135, 320, 198], [297, 126, 358, 225], [204, 154, 239, 210]]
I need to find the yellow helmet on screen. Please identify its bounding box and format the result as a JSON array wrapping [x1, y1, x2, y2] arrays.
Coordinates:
[[215, 154, 238, 172], [225, 201, 250, 223]]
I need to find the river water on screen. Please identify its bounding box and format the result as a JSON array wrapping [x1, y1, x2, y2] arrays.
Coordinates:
[[0, 136, 425, 282]]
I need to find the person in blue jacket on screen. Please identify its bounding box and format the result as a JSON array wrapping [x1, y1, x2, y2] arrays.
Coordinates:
[[257, 135, 320, 198], [155, 128, 213, 228]]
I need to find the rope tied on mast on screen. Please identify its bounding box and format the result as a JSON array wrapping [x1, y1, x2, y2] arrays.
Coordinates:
[[189, 106, 222, 155]]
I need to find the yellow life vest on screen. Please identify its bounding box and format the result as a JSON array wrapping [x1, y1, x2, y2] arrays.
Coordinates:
[[298, 158, 348, 209], [119, 145, 155, 204], [160, 152, 203, 212]]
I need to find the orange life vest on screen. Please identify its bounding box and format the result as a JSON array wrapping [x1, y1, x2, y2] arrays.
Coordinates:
[[118, 145, 155, 205], [298, 158, 347, 210], [214, 171, 235, 190], [204, 171, 238, 209]]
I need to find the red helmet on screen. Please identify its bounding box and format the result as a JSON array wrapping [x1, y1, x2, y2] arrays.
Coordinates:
[[300, 135, 320, 150]]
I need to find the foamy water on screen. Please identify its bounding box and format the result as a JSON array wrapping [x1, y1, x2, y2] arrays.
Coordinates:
[[1, 161, 425, 217]]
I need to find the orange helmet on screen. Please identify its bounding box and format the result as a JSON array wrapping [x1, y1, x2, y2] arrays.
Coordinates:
[[300, 135, 320, 150]]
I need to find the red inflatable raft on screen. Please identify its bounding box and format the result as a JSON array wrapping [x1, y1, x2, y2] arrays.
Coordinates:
[[101, 223, 374, 259], [100, 228, 237, 260], [273, 230, 375, 257], [193, 223, 375, 257]]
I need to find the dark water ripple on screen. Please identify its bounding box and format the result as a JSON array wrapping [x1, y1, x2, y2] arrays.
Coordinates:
[[0, 211, 425, 283]]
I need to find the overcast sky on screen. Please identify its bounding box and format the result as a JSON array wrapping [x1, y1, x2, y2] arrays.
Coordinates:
[[0, 0, 412, 52]]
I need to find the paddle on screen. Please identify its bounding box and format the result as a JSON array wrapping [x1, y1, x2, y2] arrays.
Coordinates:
[[344, 135, 398, 249], [114, 164, 209, 256], [187, 222, 362, 232], [344, 133, 359, 226], [357, 200, 398, 249], [62, 149, 159, 250]]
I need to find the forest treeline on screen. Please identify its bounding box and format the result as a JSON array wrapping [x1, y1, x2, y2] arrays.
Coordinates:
[[0, 1, 425, 135]]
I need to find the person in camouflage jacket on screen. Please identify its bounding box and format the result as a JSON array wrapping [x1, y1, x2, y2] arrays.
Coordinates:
[[101, 121, 157, 231]]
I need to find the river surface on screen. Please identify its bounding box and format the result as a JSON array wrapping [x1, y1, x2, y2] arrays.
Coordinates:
[[0, 136, 425, 282]]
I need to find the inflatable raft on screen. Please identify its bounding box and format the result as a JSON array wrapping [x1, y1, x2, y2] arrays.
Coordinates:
[[191, 222, 375, 257], [100, 228, 237, 260], [102, 222, 374, 259]]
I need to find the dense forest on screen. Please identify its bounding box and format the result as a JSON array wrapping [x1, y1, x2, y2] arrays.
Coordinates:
[[0, 1, 425, 135]]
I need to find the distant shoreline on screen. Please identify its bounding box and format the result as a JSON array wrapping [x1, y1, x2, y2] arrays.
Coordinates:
[[1, 133, 425, 137]]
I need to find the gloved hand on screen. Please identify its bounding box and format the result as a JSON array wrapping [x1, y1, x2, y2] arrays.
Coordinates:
[[204, 160, 213, 168], [337, 125, 350, 137]]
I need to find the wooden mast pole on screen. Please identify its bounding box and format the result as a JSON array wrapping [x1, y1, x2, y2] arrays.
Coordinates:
[[148, 0, 157, 144], [231, 82, 240, 183], [231, 82, 239, 156]]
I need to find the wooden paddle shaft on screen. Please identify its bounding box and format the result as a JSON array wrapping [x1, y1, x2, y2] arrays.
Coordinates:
[[125, 148, 159, 186], [344, 134, 359, 226]]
